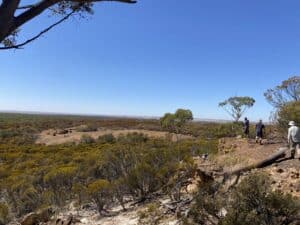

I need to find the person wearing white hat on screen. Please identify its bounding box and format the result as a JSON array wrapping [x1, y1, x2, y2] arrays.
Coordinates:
[[287, 121, 300, 159]]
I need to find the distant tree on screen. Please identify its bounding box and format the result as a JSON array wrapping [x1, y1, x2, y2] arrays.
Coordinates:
[[160, 113, 176, 133], [264, 76, 300, 108], [219, 96, 255, 122], [0, 0, 136, 50], [160, 109, 193, 134], [174, 109, 193, 128]]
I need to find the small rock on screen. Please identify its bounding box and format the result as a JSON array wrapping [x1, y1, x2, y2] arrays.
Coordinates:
[[291, 172, 299, 179], [276, 168, 284, 173]]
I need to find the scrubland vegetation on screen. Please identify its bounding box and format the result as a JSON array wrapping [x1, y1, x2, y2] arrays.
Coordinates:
[[185, 172, 300, 225], [0, 76, 300, 225], [0, 113, 219, 223], [0, 111, 298, 225]]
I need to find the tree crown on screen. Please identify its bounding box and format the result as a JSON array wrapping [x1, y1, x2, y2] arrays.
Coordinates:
[[219, 96, 255, 121]]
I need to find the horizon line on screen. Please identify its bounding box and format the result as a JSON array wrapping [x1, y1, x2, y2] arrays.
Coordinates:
[[0, 109, 234, 123]]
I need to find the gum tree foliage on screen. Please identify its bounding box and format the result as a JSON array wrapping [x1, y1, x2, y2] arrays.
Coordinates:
[[277, 101, 300, 135], [160, 109, 193, 134], [264, 76, 300, 134], [264, 76, 300, 108], [0, 0, 136, 50], [219, 96, 255, 122]]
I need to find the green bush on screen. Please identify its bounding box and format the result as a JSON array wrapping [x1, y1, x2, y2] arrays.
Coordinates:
[[126, 163, 158, 198], [76, 124, 98, 132], [97, 133, 116, 144], [138, 203, 163, 225], [80, 134, 95, 144], [187, 173, 300, 225], [19, 186, 41, 214], [0, 203, 9, 225], [277, 101, 300, 136], [117, 132, 148, 144], [221, 173, 300, 225], [87, 179, 112, 214], [44, 166, 77, 205]]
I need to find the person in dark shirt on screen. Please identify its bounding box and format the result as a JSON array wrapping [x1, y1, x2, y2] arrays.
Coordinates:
[[255, 119, 265, 145], [243, 117, 250, 138]]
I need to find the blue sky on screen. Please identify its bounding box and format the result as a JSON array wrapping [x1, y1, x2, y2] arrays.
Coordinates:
[[1, 0, 300, 121]]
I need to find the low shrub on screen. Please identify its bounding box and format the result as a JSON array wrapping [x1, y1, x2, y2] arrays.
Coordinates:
[[187, 172, 300, 225], [80, 134, 95, 144], [138, 203, 163, 225], [76, 124, 98, 132], [0, 203, 9, 225], [97, 133, 116, 144], [87, 179, 112, 214], [117, 132, 148, 144], [221, 173, 300, 225]]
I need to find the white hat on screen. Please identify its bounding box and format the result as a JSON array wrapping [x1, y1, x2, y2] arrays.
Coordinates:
[[288, 121, 296, 126]]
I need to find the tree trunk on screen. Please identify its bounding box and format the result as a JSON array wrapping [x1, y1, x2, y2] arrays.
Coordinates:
[[223, 147, 288, 179]]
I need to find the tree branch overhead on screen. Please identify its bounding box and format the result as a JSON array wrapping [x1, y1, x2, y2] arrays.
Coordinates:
[[0, 0, 137, 49]]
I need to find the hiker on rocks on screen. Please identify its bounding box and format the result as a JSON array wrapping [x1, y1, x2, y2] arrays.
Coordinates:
[[255, 119, 265, 144], [243, 117, 250, 137], [288, 121, 300, 159]]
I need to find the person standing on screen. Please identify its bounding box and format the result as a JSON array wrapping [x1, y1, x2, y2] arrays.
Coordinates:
[[255, 119, 265, 144], [287, 121, 300, 159], [243, 117, 250, 138]]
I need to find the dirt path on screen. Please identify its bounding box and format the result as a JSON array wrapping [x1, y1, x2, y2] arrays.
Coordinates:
[[36, 128, 193, 145]]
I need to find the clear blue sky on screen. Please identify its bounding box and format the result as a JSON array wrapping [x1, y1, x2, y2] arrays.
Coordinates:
[[1, 0, 300, 121]]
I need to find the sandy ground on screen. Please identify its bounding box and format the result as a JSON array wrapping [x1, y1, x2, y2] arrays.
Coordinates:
[[36, 128, 193, 145], [46, 199, 179, 225], [216, 138, 283, 168], [216, 137, 300, 197]]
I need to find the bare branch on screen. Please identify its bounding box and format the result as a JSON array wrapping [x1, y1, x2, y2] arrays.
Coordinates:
[[15, 0, 59, 29], [0, 9, 75, 50]]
